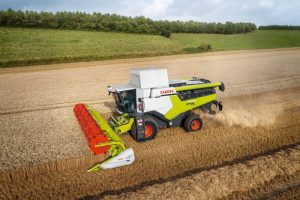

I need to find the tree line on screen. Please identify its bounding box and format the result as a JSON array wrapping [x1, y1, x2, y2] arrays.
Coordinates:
[[259, 25, 300, 30], [0, 9, 257, 36]]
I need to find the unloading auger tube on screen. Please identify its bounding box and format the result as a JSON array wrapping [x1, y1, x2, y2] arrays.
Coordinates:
[[73, 103, 135, 172]]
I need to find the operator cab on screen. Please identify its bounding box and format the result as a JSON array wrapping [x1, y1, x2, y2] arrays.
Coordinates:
[[108, 85, 136, 114]]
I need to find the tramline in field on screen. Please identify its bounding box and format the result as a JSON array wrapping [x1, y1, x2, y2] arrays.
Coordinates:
[[74, 68, 225, 172]]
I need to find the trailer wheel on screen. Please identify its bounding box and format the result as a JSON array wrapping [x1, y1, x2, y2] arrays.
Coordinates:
[[184, 114, 203, 132]]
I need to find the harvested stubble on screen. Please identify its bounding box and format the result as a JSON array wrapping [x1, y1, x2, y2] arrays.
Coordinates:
[[0, 89, 299, 199], [102, 145, 300, 200], [222, 170, 300, 200], [268, 185, 300, 200]]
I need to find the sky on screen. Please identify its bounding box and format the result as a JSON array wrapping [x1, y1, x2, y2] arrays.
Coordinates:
[[0, 0, 299, 25]]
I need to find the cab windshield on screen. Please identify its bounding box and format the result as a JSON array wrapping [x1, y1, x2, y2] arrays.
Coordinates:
[[112, 89, 136, 113]]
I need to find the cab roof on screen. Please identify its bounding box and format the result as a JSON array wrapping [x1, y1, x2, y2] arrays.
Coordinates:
[[108, 84, 136, 92]]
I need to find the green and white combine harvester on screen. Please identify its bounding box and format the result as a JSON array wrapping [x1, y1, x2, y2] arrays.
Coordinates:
[[74, 68, 225, 172]]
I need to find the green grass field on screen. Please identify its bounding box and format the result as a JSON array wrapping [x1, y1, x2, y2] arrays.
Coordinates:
[[1, 27, 300, 67], [173, 30, 300, 50]]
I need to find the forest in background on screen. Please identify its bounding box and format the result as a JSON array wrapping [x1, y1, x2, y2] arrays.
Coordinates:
[[259, 25, 300, 30], [0, 9, 257, 36]]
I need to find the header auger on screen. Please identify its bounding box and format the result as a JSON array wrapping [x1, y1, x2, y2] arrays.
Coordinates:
[[74, 68, 225, 172]]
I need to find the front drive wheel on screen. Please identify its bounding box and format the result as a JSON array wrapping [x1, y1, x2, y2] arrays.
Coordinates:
[[130, 116, 158, 141], [143, 117, 158, 141], [184, 114, 203, 132]]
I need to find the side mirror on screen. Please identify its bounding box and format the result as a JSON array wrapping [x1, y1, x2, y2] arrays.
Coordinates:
[[219, 82, 225, 92]]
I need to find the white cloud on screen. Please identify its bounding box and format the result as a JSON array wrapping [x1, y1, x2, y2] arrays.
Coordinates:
[[141, 0, 174, 18], [22, 6, 38, 12], [259, 0, 275, 9], [209, 0, 223, 5]]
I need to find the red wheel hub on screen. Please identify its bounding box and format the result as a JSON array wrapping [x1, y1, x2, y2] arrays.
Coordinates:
[[191, 120, 201, 131], [144, 124, 153, 138]]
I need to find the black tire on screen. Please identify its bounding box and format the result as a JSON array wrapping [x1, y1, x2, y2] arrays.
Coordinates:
[[130, 123, 138, 140], [184, 114, 203, 132], [130, 116, 158, 141]]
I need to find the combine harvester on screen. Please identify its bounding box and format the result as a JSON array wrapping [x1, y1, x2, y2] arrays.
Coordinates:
[[74, 68, 225, 172]]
